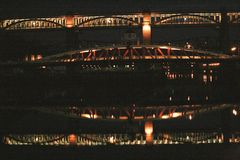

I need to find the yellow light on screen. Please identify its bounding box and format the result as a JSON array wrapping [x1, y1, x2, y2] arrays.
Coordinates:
[[81, 114, 91, 119], [161, 115, 170, 119], [172, 112, 182, 118]]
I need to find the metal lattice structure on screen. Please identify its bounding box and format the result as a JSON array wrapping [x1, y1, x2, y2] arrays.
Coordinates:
[[40, 45, 231, 63]]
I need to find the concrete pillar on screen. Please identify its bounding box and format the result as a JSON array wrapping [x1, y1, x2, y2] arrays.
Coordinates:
[[219, 10, 230, 54], [142, 13, 151, 44]]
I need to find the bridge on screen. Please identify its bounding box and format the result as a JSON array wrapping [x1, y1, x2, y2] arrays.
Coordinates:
[[1, 12, 240, 30], [1, 11, 240, 46], [39, 44, 233, 63]]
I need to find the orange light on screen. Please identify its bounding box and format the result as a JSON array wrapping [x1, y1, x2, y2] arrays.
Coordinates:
[[209, 63, 220, 67], [68, 134, 77, 144], [146, 134, 153, 144], [66, 16, 74, 28], [142, 23, 151, 44], [142, 13, 151, 44], [31, 55, 35, 61], [145, 121, 153, 135]]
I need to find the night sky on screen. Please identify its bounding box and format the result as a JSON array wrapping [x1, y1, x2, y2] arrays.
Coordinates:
[[0, 0, 240, 19]]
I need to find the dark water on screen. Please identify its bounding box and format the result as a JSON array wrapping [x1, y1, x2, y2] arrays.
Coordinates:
[[0, 59, 240, 159]]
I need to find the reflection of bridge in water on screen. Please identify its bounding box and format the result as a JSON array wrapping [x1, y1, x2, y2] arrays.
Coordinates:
[[33, 104, 238, 121], [4, 132, 240, 146]]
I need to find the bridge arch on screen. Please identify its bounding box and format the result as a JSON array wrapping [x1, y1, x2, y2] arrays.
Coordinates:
[[76, 16, 140, 27], [3, 19, 66, 30], [154, 14, 218, 25]]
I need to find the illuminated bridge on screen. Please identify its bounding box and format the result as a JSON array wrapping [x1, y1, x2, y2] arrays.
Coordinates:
[[40, 44, 233, 63], [1, 12, 240, 30]]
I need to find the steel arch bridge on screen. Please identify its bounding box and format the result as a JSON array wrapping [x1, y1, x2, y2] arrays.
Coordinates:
[[1, 12, 240, 30], [39, 45, 232, 63]]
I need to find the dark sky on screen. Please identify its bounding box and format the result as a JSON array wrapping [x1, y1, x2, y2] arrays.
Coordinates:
[[0, 0, 240, 19]]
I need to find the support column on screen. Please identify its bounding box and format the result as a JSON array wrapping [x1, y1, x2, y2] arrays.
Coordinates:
[[219, 10, 230, 54], [142, 13, 152, 44], [65, 15, 79, 50]]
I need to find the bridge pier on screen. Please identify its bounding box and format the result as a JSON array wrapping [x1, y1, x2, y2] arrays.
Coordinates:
[[219, 10, 230, 54], [142, 13, 152, 44], [65, 28, 79, 50], [65, 16, 79, 50]]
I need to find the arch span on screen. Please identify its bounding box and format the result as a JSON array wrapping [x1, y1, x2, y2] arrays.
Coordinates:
[[154, 14, 218, 25], [77, 16, 140, 27], [3, 19, 66, 30]]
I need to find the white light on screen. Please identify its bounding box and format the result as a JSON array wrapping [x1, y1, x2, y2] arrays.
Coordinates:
[[109, 136, 114, 143], [189, 115, 193, 120], [233, 109, 238, 116], [205, 96, 209, 101], [231, 47, 237, 52], [172, 112, 182, 118]]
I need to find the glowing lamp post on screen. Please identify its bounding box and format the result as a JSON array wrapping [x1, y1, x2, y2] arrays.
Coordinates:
[[68, 134, 77, 145], [145, 121, 153, 144]]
